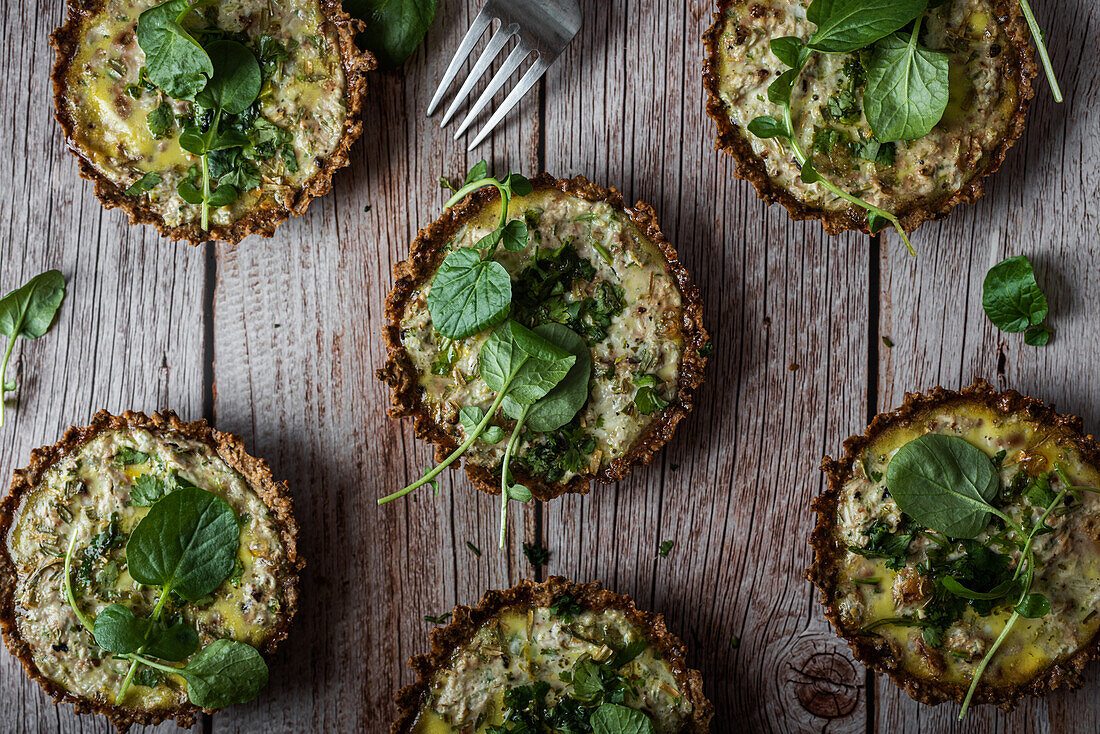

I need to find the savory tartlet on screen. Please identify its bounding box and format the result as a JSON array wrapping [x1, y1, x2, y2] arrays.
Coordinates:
[[392, 576, 713, 733], [0, 410, 302, 729], [51, 0, 374, 244], [809, 381, 1100, 710], [378, 174, 709, 501], [703, 0, 1036, 236]]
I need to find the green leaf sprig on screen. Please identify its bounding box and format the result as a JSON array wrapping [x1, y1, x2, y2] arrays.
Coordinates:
[[134, 1, 299, 231], [378, 320, 585, 547], [882, 433, 1097, 718], [982, 255, 1053, 346], [0, 270, 67, 426], [427, 162, 534, 339], [748, 31, 917, 255], [62, 486, 268, 709]]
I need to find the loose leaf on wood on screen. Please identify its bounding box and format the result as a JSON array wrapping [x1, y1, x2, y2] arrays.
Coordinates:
[[885, 433, 1000, 538], [806, 0, 927, 53], [0, 269, 67, 425], [427, 248, 512, 339], [136, 0, 213, 99], [126, 486, 240, 600], [344, 0, 437, 69], [982, 255, 1049, 333], [863, 27, 949, 141]]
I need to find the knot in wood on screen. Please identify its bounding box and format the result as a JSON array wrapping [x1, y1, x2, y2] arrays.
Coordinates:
[[788, 651, 859, 719]]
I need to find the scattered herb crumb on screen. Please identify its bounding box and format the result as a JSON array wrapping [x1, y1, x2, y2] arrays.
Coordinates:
[[523, 542, 550, 567], [882, 336, 894, 348], [730, 635, 740, 649], [363, 204, 372, 212], [658, 540, 674, 558], [424, 612, 451, 624], [670, 464, 680, 472], [465, 541, 481, 558]]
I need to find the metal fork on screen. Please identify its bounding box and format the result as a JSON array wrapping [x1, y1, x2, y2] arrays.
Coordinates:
[[426, 0, 582, 150]]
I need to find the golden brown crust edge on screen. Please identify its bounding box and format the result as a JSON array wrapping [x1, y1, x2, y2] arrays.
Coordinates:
[[701, 0, 1038, 237], [49, 0, 376, 246], [390, 576, 714, 732], [806, 379, 1100, 710], [377, 173, 710, 502], [0, 410, 304, 731]]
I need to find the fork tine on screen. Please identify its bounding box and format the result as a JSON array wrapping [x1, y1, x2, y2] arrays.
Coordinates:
[[439, 22, 520, 128], [452, 43, 532, 138], [466, 55, 551, 150], [426, 6, 493, 117]]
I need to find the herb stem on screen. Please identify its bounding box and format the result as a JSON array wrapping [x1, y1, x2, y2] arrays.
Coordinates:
[[120, 651, 180, 675], [377, 389, 509, 504], [1012, 486, 1069, 581], [62, 531, 95, 635], [959, 610, 1019, 718], [780, 64, 915, 256], [1018, 0, 1063, 103], [499, 405, 529, 549], [116, 660, 141, 705], [0, 331, 17, 427]]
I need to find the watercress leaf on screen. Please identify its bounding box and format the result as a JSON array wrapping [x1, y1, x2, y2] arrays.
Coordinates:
[[126, 486, 240, 600], [0, 270, 67, 340], [209, 128, 251, 151], [136, 0, 213, 99], [473, 228, 504, 250], [634, 385, 670, 415], [479, 322, 530, 393], [179, 638, 268, 709], [503, 324, 591, 432], [799, 161, 822, 184], [1015, 592, 1050, 619], [143, 620, 200, 661], [507, 484, 532, 502], [125, 172, 163, 196], [206, 184, 238, 207], [92, 604, 150, 654], [458, 407, 505, 444], [982, 255, 1048, 333], [177, 180, 204, 205], [886, 434, 1000, 538], [504, 321, 575, 405], [590, 703, 656, 734], [195, 40, 262, 115], [506, 173, 533, 197], [507, 319, 572, 363], [427, 248, 512, 339], [770, 36, 807, 68], [1024, 324, 1053, 347], [344, 0, 437, 70], [464, 160, 488, 185], [500, 220, 529, 252], [863, 30, 950, 142], [178, 125, 207, 156], [146, 101, 174, 139], [941, 576, 1019, 601], [130, 474, 169, 507], [114, 447, 150, 465], [806, 0, 927, 53], [747, 115, 788, 139], [767, 67, 800, 106]]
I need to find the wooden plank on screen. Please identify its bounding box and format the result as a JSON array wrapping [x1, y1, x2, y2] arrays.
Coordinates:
[[540, 1, 870, 731], [208, 0, 540, 728], [0, 0, 207, 732], [876, 0, 1100, 730]]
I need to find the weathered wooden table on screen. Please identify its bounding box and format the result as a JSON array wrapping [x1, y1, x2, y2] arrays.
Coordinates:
[[2, 0, 1098, 731]]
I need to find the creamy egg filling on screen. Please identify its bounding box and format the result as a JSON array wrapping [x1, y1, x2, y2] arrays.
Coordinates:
[[400, 189, 685, 484], [7, 428, 289, 711], [412, 606, 692, 734], [835, 403, 1100, 688], [62, 0, 348, 227], [711, 0, 1019, 212]]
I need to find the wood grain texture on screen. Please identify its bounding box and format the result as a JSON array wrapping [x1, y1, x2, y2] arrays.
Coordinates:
[[0, 0, 206, 731], [0, 0, 1096, 731], [876, 0, 1100, 732]]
